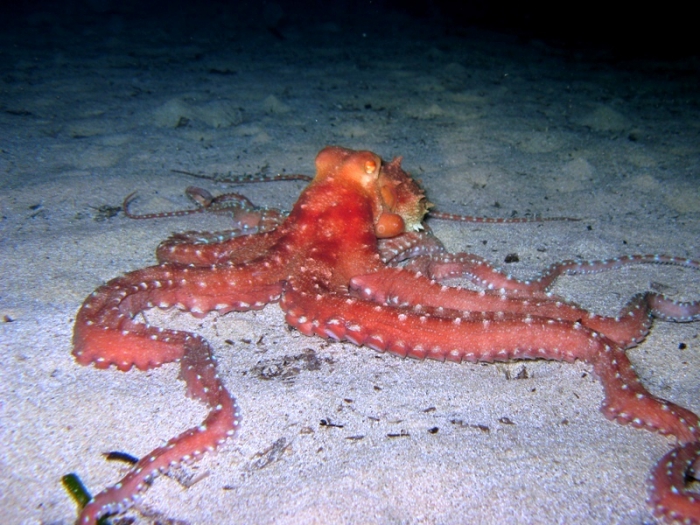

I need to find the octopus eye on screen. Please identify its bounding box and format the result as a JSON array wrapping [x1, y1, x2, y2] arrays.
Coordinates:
[[364, 160, 377, 174]]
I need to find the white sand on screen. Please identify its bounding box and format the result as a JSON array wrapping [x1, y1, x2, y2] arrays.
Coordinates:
[[1, 5, 698, 525]]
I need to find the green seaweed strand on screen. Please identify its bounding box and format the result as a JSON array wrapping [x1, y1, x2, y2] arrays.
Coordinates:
[[61, 473, 110, 525]]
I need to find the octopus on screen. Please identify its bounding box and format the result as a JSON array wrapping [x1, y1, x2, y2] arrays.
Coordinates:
[[73, 146, 700, 524]]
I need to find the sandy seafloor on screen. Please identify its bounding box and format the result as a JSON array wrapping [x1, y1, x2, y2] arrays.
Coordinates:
[[1, 4, 699, 525]]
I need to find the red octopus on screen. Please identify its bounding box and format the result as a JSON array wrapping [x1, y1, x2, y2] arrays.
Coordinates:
[[73, 146, 700, 524]]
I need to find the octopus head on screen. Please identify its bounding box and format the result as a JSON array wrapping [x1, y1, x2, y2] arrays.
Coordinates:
[[314, 146, 430, 239], [377, 155, 430, 236]]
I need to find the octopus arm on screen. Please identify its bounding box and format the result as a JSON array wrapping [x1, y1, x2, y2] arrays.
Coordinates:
[[649, 442, 700, 523], [281, 282, 700, 523], [283, 282, 697, 435], [76, 333, 240, 525], [350, 268, 659, 349], [378, 231, 446, 265], [415, 250, 700, 304], [72, 262, 268, 523], [156, 226, 286, 266], [283, 283, 594, 364], [74, 263, 283, 371]]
